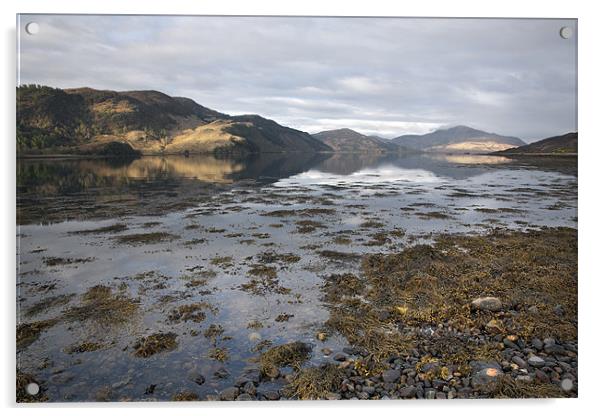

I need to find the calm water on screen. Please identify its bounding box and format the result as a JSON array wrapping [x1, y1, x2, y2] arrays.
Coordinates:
[[16, 153, 577, 401]]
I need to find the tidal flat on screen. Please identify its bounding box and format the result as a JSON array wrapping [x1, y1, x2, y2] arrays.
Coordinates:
[[16, 153, 577, 401]]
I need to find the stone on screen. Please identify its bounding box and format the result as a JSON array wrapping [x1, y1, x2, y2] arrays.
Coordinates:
[[322, 348, 333, 356], [399, 385, 417, 398], [248, 332, 261, 342], [316, 332, 328, 342], [243, 368, 261, 383], [560, 378, 574, 392], [263, 390, 280, 400], [527, 355, 546, 368], [544, 344, 566, 355], [234, 376, 251, 387], [485, 319, 505, 334], [512, 356, 527, 368], [192, 374, 205, 386], [436, 392, 447, 399], [219, 387, 240, 401], [333, 352, 347, 362], [382, 369, 401, 383], [532, 338, 543, 350], [471, 367, 502, 392], [243, 381, 257, 395], [325, 392, 341, 400], [424, 389, 436, 399], [236, 393, 253, 401], [516, 375, 533, 383], [543, 338, 556, 346], [471, 297, 503, 312]]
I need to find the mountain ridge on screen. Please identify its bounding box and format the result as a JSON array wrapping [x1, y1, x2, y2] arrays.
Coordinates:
[[312, 128, 415, 154], [494, 132, 577, 155], [392, 125, 526, 153], [17, 85, 332, 156]]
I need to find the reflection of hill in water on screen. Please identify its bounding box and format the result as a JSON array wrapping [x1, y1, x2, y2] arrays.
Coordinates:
[[16, 153, 331, 224], [316, 153, 510, 180], [80, 156, 246, 183], [315, 153, 576, 180]]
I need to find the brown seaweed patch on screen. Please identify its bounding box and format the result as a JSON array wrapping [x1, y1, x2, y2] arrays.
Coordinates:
[[492, 375, 567, 398], [23, 293, 75, 317], [256, 251, 301, 264], [262, 208, 336, 218], [17, 319, 58, 349], [43, 257, 94, 267], [210, 256, 234, 267], [64, 285, 139, 327], [133, 332, 178, 357], [168, 302, 216, 323], [65, 341, 103, 354], [69, 223, 128, 235], [242, 264, 290, 295], [284, 364, 344, 400], [208, 347, 229, 362], [115, 232, 179, 245], [260, 341, 312, 376], [318, 250, 361, 263], [359, 220, 385, 229], [417, 211, 452, 220], [296, 220, 326, 234], [172, 391, 199, 401]]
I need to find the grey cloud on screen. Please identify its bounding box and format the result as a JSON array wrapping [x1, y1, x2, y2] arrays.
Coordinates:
[[18, 15, 577, 141]]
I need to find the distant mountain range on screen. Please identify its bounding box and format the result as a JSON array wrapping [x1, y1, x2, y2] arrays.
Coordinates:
[[494, 132, 577, 155], [391, 125, 526, 153], [18, 85, 573, 157], [312, 128, 414, 154], [17, 85, 331, 156]]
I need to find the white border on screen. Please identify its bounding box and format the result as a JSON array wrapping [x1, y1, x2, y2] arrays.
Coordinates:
[[2, 1, 600, 415]]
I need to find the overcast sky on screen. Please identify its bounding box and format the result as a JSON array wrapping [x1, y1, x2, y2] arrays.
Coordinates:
[[18, 15, 577, 141]]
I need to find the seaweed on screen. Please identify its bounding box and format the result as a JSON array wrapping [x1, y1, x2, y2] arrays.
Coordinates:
[[133, 332, 178, 357]]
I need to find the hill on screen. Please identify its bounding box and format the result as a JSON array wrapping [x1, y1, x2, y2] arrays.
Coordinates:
[[494, 132, 577, 155], [313, 128, 413, 154], [392, 125, 526, 153], [16, 85, 332, 156]]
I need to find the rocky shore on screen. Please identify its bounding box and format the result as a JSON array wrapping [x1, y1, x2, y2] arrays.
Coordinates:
[[164, 227, 578, 401]]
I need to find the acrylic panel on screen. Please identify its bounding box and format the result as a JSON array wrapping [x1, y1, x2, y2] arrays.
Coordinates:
[[16, 15, 577, 402]]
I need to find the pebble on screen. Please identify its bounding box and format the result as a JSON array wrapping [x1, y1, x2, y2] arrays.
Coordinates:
[[424, 389, 436, 399], [219, 386, 240, 401], [263, 390, 280, 400], [333, 352, 347, 362], [516, 375, 533, 383], [382, 369, 401, 383], [532, 338, 543, 350], [248, 332, 261, 342], [243, 381, 257, 395], [236, 393, 253, 401], [512, 356, 527, 368], [471, 367, 501, 392], [399, 386, 417, 398], [527, 355, 546, 368], [325, 392, 341, 400], [471, 297, 503, 312]]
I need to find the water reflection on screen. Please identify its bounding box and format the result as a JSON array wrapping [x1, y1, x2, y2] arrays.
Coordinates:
[[17, 152, 576, 224]]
